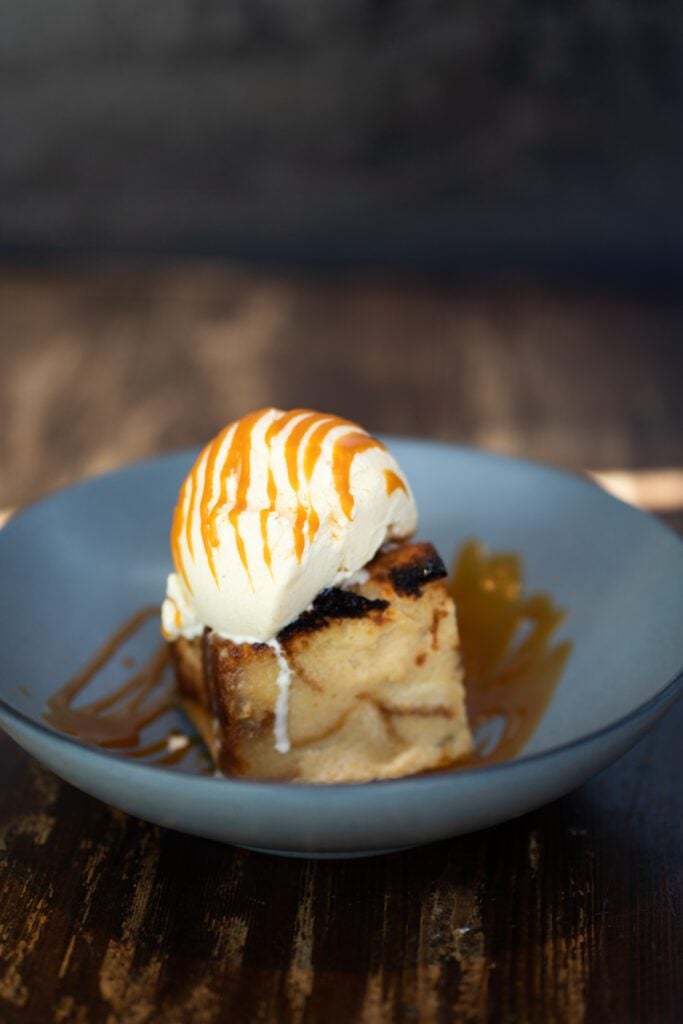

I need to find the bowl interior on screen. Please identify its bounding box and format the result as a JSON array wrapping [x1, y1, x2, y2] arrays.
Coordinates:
[[1, 442, 682, 768]]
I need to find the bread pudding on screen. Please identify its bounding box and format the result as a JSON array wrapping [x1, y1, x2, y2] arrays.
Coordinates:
[[171, 541, 470, 781], [162, 409, 472, 782]]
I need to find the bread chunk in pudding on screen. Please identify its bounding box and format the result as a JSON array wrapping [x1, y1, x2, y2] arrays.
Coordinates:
[[171, 542, 472, 783]]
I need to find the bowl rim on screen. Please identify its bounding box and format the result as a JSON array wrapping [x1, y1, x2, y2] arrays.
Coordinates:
[[1, 441, 682, 795]]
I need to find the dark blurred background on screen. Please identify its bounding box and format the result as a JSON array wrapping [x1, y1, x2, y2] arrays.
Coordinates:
[[1, 0, 682, 517], [2, 0, 683, 269]]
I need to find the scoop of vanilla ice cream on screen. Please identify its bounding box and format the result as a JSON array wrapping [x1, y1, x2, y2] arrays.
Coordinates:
[[162, 408, 417, 642]]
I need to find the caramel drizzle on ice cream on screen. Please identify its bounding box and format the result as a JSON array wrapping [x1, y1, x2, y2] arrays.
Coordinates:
[[385, 469, 408, 496], [171, 409, 404, 589]]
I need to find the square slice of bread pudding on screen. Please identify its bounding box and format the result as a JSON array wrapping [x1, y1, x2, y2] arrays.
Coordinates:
[[171, 542, 472, 783]]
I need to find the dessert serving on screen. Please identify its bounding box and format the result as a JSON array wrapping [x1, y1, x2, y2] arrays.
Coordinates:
[[6, 417, 676, 854], [162, 408, 473, 782]]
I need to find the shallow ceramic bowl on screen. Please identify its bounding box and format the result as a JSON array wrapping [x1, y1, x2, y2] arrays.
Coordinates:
[[1, 441, 681, 858]]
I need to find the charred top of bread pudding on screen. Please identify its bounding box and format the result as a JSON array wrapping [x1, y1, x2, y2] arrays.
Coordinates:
[[377, 542, 448, 597], [277, 589, 389, 644], [276, 542, 446, 644]]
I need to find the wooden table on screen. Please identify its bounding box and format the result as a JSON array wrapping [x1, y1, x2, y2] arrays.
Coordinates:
[[0, 267, 681, 1023]]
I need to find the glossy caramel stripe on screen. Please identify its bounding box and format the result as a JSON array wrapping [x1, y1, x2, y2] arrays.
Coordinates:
[[199, 409, 269, 584], [225, 410, 270, 582], [259, 412, 306, 571], [170, 482, 190, 592], [261, 443, 279, 573], [332, 431, 384, 519], [198, 424, 233, 584], [171, 456, 203, 593], [263, 410, 319, 564], [259, 508, 272, 573], [304, 416, 387, 521], [262, 410, 371, 566], [385, 469, 408, 496], [286, 413, 323, 560], [301, 416, 340, 540], [278, 411, 388, 556], [184, 458, 201, 560]]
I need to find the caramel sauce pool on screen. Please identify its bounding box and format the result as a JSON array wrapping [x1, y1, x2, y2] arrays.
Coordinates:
[[448, 540, 572, 768], [44, 541, 571, 773]]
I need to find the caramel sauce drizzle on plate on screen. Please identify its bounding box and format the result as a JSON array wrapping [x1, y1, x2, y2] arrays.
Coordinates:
[[449, 540, 572, 767], [43, 540, 571, 774], [171, 410, 397, 590], [43, 607, 205, 769]]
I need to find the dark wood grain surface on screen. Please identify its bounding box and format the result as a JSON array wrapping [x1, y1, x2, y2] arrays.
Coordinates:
[[0, 266, 681, 1023]]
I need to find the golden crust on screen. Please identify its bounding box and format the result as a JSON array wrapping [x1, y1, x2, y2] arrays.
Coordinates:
[[171, 542, 472, 782]]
